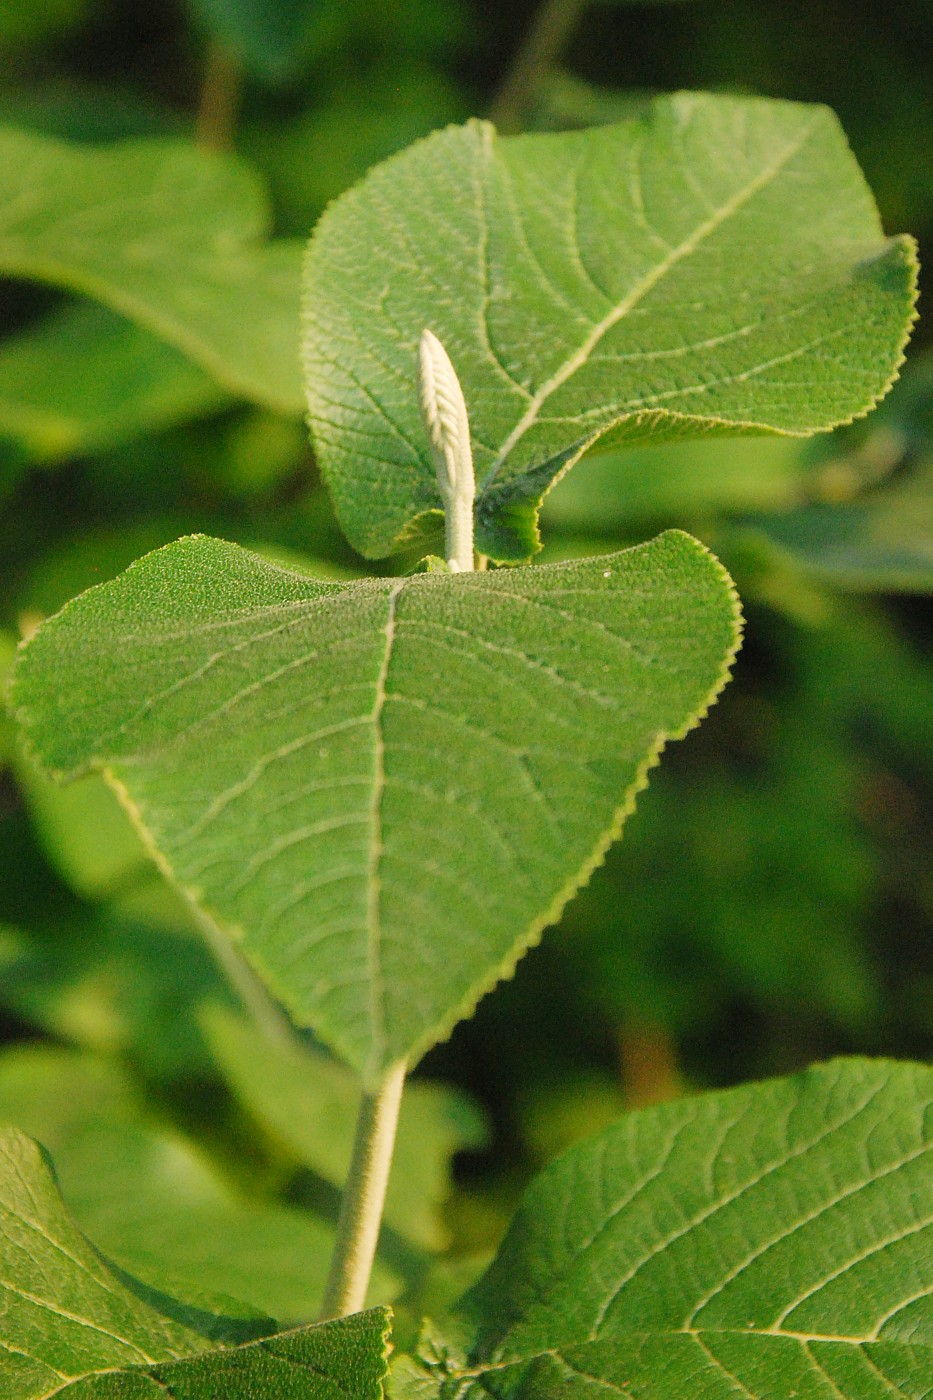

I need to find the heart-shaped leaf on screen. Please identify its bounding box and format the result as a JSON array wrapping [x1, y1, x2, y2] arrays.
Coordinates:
[[302, 92, 917, 561], [0, 126, 303, 413], [397, 1058, 933, 1399], [11, 530, 740, 1081]]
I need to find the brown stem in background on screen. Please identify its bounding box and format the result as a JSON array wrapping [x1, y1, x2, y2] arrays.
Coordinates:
[[618, 1016, 681, 1108], [489, 0, 589, 133], [196, 39, 243, 151]]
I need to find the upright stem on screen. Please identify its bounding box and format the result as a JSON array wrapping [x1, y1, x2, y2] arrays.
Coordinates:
[[318, 1060, 407, 1319], [196, 39, 243, 151], [490, 0, 589, 133]]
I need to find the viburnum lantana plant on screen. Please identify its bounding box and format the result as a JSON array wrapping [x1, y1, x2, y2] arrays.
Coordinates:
[[6, 92, 927, 1398]]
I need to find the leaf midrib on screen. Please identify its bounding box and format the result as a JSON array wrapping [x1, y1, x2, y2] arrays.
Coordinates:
[[365, 579, 406, 1073], [480, 113, 821, 491], [452, 1324, 933, 1385]]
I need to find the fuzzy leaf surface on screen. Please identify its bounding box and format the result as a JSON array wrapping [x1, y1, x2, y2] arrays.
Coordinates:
[[11, 530, 739, 1080], [50, 1311, 391, 1398], [0, 127, 303, 412], [0, 1123, 264, 1397], [302, 92, 917, 561], [405, 1058, 933, 1399]]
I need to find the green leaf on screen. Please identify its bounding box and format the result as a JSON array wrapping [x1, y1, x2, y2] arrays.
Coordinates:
[[54, 1310, 390, 1398], [407, 1058, 933, 1398], [0, 1121, 263, 1397], [202, 1005, 487, 1249], [0, 1122, 390, 1391], [0, 303, 228, 462], [11, 529, 740, 1080], [543, 435, 810, 533], [0, 127, 304, 413], [0, 0, 90, 47], [0, 1044, 399, 1319], [302, 92, 917, 561], [0, 905, 232, 1076], [190, 0, 337, 82], [739, 458, 933, 593], [13, 754, 150, 900]]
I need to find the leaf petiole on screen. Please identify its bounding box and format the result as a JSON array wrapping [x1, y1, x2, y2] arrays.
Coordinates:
[[318, 1059, 407, 1320]]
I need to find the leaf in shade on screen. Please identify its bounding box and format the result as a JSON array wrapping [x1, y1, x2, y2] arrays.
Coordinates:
[[0, 303, 228, 462]]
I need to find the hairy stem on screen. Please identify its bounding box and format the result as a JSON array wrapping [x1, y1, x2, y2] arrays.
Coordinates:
[[490, 0, 589, 133], [196, 39, 243, 151], [319, 1060, 407, 1319]]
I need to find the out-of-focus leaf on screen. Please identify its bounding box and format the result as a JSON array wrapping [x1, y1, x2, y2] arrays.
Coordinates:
[[0, 0, 91, 47], [202, 1006, 487, 1250], [0, 79, 186, 143], [0, 303, 228, 462], [0, 903, 232, 1076], [12, 531, 740, 1081], [0, 629, 17, 762], [0, 127, 304, 412], [740, 458, 933, 592], [530, 72, 655, 132], [543, 435, 810, 533], [245, 67, 466, 233], [0, 1044, 400, 1319], [190, 0, 341, 82], [13, 754, 150, 900], [303, 93, 916, 561]]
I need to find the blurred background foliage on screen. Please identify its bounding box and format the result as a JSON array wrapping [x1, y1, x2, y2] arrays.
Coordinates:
[[0, 0, 930, 1321]]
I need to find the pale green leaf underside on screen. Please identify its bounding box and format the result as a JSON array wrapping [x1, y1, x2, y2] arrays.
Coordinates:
[[302, 92, 917, 561], [0, 127, 303, 413], [421, 1058, 933, 1399], [0, 303, 228, 462], [11, 530, 739, 1080]]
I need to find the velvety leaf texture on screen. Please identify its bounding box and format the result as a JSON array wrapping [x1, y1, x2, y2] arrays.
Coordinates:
[[11, 530, 739, 1081], [412, 1058, 933, 1399], [0, 1125, 255, 1396], [302, 92, 917, 561], [0, 127, 304, 413], [0, 1123, 390, 1396], [35, 1314, 390, 1399]]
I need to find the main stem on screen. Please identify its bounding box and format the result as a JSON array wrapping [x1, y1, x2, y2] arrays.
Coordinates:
[[318, 1060, 407, 1320]]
